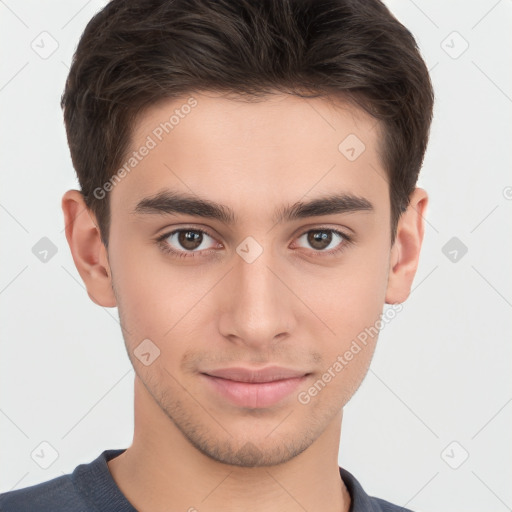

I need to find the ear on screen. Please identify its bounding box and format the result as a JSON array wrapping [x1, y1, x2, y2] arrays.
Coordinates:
[[61, 189, 117, 307], [385, 187, 429, 304]]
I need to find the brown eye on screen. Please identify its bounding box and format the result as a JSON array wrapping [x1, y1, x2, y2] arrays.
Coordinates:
[[158, 228, 219, 258], [307, 230, 333, 250], [295, 228, 349, 255], [177, 230, 204, 250]]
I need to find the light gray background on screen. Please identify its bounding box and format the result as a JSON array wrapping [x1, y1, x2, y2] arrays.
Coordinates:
[[1, 1, 511, 511]]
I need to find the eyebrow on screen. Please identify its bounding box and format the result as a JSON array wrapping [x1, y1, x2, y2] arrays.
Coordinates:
[[131, 189, 374, 225]]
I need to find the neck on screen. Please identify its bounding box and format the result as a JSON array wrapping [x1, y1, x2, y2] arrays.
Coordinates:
[[108, 376, 351, 512]]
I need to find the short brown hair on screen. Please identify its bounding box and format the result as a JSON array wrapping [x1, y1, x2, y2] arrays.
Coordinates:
[[61, 0, 434, 248]]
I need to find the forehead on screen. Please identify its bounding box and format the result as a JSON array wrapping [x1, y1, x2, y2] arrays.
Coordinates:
[[110, 91, 386, 219]]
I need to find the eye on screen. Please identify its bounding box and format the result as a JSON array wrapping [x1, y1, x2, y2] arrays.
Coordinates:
[[156, 228, 220, 258], [156, 226, 352, 260], [294, 228, 351, 256]]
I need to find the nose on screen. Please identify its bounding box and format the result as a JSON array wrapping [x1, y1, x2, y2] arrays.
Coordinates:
[[217, 244, 297, 350]]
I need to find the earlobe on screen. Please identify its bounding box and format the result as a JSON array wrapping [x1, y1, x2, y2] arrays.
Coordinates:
[[385, 187, 428, 305], [61, 189, 117, 308]]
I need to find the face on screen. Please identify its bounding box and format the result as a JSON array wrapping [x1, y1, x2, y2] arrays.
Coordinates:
[[105, 91, 394, 467]]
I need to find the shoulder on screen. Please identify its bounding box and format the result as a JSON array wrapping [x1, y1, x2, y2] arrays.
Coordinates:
[[0, 474, 90, 512], [0, 449, 128, 512], [370, 496, 416, 512], [339, 466, 415, 512]]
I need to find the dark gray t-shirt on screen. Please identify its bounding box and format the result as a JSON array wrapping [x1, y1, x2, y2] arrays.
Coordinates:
[[0, 449, 413, 511]]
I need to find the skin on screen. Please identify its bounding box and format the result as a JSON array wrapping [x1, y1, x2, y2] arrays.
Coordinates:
[[62, 90, 428, 512]]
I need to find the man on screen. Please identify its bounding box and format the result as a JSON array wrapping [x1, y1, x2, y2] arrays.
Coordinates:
[[0, 0, 433, 510]]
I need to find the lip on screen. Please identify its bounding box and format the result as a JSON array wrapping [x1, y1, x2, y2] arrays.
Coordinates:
[[200, 366, 309, 408], [203, 366, 307, 383]]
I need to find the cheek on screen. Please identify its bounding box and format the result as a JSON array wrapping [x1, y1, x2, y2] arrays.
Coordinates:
[[292, 244, 389, 397], [111, 249, 217, 366], [295, 253, 389, 342], [109, 229, 176, 321], [109, 243, 173, 345], [295, 322, 378, 412], [295, 274, 385, 411]]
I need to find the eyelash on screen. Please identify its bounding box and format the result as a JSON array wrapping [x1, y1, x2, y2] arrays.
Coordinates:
[[156, 226, 353, 260]]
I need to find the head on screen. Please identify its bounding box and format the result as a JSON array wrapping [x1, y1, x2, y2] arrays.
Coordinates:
[[61, 0, 433, 467]]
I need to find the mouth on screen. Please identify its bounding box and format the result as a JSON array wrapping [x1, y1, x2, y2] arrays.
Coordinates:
[[200, 366, 310, 408]]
